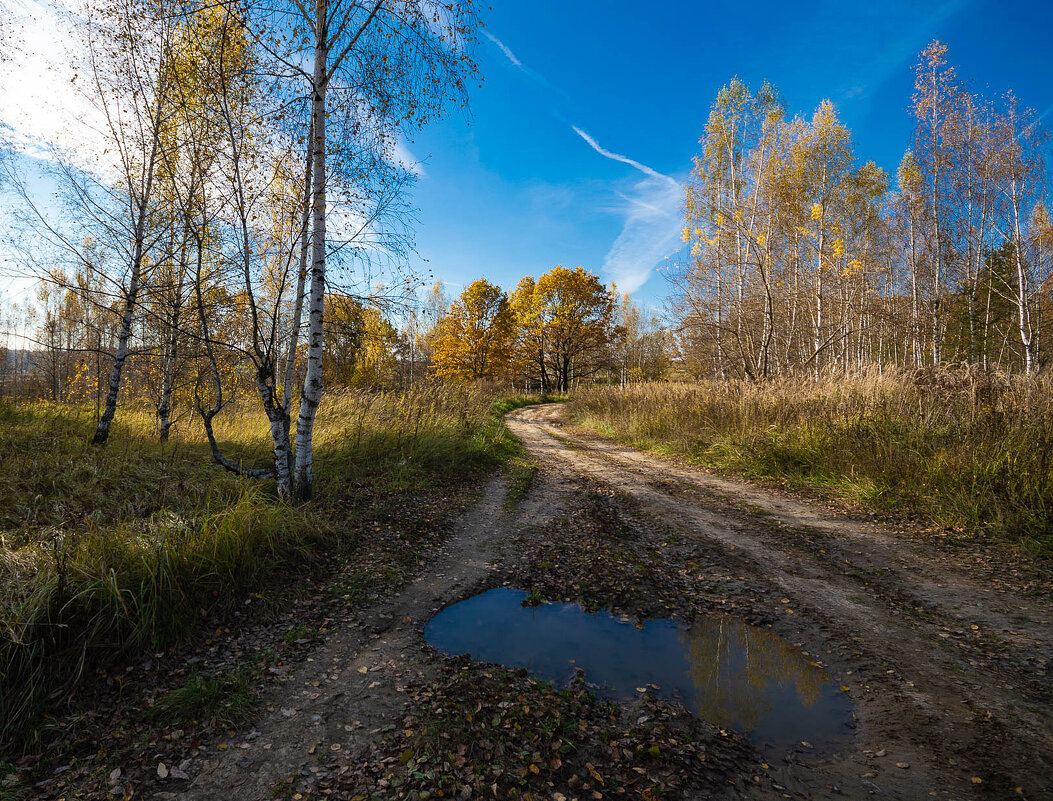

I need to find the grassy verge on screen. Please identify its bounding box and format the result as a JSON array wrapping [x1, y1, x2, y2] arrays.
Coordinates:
[[487, 396, 546, 510], [0, 385, 533, 754], [569, 370, 1053, 558]]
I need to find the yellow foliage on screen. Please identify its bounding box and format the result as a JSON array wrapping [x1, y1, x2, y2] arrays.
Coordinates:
[[432, 279, 515, 382]]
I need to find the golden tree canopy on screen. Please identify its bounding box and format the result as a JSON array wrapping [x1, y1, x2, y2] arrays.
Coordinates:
[[432, 278, 515, 382]]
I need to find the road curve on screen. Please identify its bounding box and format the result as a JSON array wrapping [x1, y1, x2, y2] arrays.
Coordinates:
[[505, 403, 1053, 801]]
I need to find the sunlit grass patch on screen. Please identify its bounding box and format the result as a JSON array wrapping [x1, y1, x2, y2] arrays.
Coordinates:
[[0, 385, 536, 752], [570, 370, 1053, 558]]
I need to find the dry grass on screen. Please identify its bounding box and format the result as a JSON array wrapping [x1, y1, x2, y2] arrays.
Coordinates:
[[570, 369, 1053, 556], [0, 385, 531, 752]]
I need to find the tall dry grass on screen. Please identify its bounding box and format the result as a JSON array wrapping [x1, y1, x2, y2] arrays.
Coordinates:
[[570, 369, 1053, 554], [0, 385, 529, 751]]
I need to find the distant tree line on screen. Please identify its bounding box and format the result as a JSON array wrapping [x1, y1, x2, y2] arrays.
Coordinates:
[[672, 41, 1052, 379], [429, 266, 671, 392]]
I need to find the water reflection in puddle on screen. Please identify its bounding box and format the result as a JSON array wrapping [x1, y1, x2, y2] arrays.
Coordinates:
[[424, 588, 854, 753]]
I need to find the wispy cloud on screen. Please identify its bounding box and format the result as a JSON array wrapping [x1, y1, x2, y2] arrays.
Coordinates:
[[600, 174, 683, 293], [389, 137, 427, 178], [474, 34, 682, 294], [482, 30, 521, 68], [568, 126, 683, 293], [571, 126, 678, 188]]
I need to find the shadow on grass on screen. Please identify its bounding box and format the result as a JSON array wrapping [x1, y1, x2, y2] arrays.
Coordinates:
[[0, 389, 540, 754]]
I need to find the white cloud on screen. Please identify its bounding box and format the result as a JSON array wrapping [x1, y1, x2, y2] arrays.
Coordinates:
[[601, 174, 683, 293], [570, 126, 682, 293], [389, 137, 427, 178], [1, 0, 421, 182], [0, 0, 101, 163], [482, 30, 521, 68]]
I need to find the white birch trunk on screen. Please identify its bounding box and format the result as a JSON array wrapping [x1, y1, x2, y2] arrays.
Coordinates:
[[293, 1, 329, 500]]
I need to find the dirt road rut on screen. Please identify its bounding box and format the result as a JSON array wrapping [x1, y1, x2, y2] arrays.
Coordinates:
[[173, 403, 1051, 801], [505, 404, 1052, 800]]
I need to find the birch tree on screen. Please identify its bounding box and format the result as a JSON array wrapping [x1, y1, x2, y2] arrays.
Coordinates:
[[82, 0, 181, 444], [911, 40, 958, 368], [243, 0, 479, 498]]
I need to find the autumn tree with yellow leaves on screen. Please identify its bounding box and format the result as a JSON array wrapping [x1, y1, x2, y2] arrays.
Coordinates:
[[324, 294, 401, 388], [432, 279, 515, 382], [672, 41, 1050, 379], [513, 266, 616, 393]]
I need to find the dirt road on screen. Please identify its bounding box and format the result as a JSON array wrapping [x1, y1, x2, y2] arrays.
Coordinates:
[[143, 403, 1052, 801], [505, 404, 1053, 800]]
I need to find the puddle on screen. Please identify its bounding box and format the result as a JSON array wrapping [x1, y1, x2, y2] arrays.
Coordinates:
[[424, 588, 854, 753]]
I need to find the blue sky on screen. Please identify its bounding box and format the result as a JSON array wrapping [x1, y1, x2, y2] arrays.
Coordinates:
[[405, 0, 1053, 308], [2, 0, 1051, 312]]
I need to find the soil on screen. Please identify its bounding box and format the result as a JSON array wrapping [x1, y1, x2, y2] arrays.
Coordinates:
[[10, 403, 1052, 800]]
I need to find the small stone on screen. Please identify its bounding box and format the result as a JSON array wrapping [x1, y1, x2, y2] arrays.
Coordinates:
[[895, 762, 910, 769], [157, 762, 169, 779]]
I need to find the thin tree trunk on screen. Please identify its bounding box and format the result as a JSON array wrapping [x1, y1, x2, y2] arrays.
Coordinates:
[[157, 238, 188, 443], [1010, 178, 1036, 374], [283, 106, 315, 408], [293, 2, 329, 500], [92, 212, 150, 445]]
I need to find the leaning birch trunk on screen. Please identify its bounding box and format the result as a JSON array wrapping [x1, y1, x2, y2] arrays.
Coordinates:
[[157, 238, 189, 442], [294, 4, 329, 500], [193, 237, 273, 481], [92, 160, 159, 445]]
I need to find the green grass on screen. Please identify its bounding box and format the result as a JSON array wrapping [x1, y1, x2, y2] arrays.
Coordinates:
[[570, 370, 1053, 559], [147, 666, 258, 729], [0, 385, 536, 754]]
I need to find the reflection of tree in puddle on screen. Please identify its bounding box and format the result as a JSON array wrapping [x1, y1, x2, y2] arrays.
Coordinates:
[[680, 616, 826, 730]]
